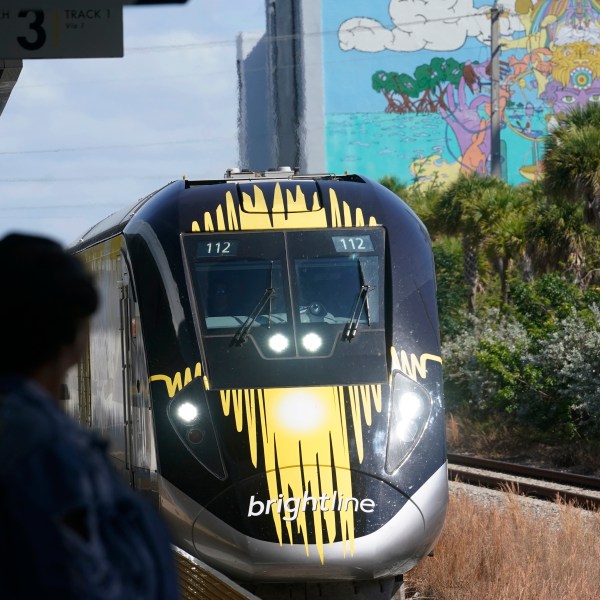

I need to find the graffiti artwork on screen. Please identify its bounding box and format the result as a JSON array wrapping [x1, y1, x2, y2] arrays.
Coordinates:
[[325, 0, 600, 185]]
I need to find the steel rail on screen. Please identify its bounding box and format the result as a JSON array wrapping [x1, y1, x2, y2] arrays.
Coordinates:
[[447, 453, 600, 510]]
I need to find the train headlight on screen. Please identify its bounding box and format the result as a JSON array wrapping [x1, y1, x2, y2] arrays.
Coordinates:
[[268, 333, 289, 353], [165, 379, 227, 480], [301, 332, 322, 352], [176, 401, 200, 423], [385, 372, 432, 473]]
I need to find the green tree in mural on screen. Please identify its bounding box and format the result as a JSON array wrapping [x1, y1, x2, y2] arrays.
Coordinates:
[[372, 57, 464, 114], [372, 71, 418, 113], [542, 103, 600, 231], [414, 63, 440, 113], [414, 57, 463, 113]]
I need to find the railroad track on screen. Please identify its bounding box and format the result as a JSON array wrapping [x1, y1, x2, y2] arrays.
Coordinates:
[[447, 453, 600, 510]]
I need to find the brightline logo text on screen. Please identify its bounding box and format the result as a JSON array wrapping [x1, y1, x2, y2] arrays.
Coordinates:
[[248, 492, 376, 522]]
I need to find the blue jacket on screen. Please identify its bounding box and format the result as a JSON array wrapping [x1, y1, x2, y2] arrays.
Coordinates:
[[0, 376, 180, 599]]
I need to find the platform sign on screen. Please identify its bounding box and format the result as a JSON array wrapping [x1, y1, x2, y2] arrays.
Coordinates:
[[0, 7, 123, 58]]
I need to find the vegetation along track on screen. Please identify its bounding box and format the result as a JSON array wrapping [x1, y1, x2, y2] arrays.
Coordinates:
[[447, 453, 600, 510]]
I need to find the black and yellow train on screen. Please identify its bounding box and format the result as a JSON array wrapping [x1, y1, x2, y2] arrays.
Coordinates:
[[66, 168, 448, 600]]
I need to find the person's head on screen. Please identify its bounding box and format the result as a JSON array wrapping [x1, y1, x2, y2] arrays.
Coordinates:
[[0, 233, 98, 378]]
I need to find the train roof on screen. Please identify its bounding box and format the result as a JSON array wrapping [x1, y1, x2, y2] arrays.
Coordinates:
[[68, 182, 171, 251], [68, 168, 418, 253]]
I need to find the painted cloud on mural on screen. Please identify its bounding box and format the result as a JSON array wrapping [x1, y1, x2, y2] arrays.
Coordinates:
[[338, 0, 524, 52]]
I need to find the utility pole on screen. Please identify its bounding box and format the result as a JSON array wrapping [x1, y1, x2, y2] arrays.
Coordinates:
[[490, 4, 502, 178]]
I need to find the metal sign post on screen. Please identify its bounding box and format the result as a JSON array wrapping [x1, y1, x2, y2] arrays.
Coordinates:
[[490, 4, 502, 179]]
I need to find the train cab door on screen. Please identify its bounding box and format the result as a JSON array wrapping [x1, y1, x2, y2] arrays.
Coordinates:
[[119, 257, 158, 504], [119, 266, 135, 488]]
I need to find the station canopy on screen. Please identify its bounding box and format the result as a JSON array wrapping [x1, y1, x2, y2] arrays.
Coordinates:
[[0, 60, 22, 119]]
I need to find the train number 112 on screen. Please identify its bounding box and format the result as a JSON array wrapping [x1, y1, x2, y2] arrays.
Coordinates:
[[205, 242, 231, 254]]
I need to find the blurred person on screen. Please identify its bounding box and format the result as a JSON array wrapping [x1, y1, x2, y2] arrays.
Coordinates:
[[0, 233, 180, 599]]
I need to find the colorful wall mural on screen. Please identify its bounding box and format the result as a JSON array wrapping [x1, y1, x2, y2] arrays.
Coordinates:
[[324, 0, 600, 186]]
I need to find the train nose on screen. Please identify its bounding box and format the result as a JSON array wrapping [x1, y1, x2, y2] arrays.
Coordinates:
[[203, 468, 415, 542], [191, 465, 447, 580]]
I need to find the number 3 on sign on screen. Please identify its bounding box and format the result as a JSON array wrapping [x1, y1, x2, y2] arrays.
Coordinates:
[[18, 10, 47, 51]]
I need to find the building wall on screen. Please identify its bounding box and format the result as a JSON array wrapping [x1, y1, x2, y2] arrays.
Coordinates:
[[237, 32, 275, 171], [238, 1, 315, 172], [241, 0, 600, 185]]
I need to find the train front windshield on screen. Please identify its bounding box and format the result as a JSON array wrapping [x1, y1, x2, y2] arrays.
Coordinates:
[[182, 228, 387, 389]]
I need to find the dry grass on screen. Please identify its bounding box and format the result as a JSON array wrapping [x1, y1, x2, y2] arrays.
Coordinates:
[[406, 489, 600, 599]]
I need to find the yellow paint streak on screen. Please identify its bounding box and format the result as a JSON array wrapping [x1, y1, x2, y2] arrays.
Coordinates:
[[195, 183, 379, 232], [348, 387, 364, 462], [242, 185, 270, 212], [149, 362, 203, 398], [271, 185, 327, 229], [240, 187, 274, 230], [216, 204, 226, 231], [390, 347, 443, 383], [328, 189, 375, 229], [343, 201, 352, 226], [355, 208, 365, 226], [272, 183, 285, 214], [226, 191, 239, 230], [330, 189, 342, 227], [311, 192, 319, 211], [221, 390, 258, 467], [219, 385, 382, 562], [286, 186, 305, 212], [347, 385, 382, 463]]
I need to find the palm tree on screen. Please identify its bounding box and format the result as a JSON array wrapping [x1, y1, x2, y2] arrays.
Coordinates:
[[542, 103, 600, 231], [522, 181, 600, 287], [433, 173, 512, 312], [481, 183, 531, 304], [380, 175, 444, 237]]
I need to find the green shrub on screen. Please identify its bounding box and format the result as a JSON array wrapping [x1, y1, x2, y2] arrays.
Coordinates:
[[433, 239, 469, 339], [509, 274, 586, 336], [442, 309, 529, 415], [532, 306, 600, 438], [441, 305, 600, 439]]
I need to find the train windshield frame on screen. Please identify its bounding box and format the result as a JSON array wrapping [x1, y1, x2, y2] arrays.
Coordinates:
[[181, 227, 388, 389]]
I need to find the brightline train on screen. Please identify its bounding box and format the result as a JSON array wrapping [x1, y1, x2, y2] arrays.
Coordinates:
[[66, 168, 448, 599]]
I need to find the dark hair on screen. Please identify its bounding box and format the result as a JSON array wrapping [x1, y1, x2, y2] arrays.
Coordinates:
[[0, 233, 98, 374]]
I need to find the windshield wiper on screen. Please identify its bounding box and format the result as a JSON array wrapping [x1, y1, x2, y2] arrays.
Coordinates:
[[231, 287, 275, 346], [232, 262, 276, 347], [342, 260, 374, 341]]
